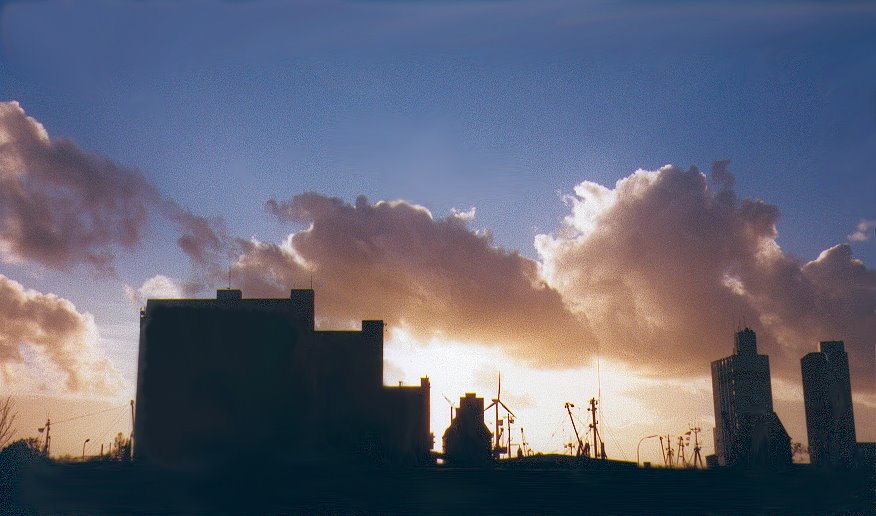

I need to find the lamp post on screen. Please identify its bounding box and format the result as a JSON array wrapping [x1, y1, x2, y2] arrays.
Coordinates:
[[82, 438, 90, 460], [637, 434, 659, 467]]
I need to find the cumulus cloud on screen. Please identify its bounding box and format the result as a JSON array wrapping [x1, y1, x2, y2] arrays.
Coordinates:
[[449, 207, 477, 222], [848, 219, 876, 242], [536, 164, 875, 392], [0, 274, 125, 394], [0, 101, 227, 272], [124, 274, 192, 305], [241, 193, 592, 367], [0, 101, 155, 272]]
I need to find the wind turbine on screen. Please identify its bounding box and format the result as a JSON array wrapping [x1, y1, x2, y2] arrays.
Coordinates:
[[484, 372, 516, 459], [442, 394, 457, 423]]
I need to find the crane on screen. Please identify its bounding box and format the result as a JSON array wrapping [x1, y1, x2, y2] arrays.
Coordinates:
[[564, 402, 585, 457], [519, 427, 529, 457]]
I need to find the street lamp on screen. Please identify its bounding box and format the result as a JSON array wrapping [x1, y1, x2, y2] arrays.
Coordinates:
[[82, 438, 90, 460], [637, 434, 659, 467]]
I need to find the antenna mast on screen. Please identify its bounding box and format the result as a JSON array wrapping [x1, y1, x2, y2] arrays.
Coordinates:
[[587, 397, 605, 459]]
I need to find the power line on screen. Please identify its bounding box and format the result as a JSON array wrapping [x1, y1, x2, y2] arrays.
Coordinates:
[[53, 403, 128, 425]]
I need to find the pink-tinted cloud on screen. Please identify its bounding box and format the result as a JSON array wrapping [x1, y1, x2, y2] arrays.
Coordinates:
[[536, 163, 875, 392], [0, 101, 227, 272], [0, 274, 124, 394], [0, 102, 154, 272], [241, 194, 592, 367], [848, 219, 876, 242]]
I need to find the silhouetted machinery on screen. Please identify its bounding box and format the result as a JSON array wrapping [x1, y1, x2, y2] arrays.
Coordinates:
[[564, 398, 606, 459], [484, 372, 516, 459], [442, 393, 492, 466], [565, 402, 586, 457]]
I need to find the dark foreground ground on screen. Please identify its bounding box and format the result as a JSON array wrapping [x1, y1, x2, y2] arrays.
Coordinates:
[[3, 458, 874, 515]]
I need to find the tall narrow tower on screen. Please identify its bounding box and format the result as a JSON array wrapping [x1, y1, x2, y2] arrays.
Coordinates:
[[801, 341, 857, 468], [711, 328, 791, 468]]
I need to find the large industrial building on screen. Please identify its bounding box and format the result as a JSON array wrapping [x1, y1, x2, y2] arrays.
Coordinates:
[[134, 288, 433, 466], [711, 328, 791, 468], [801, 341, 857, 468]]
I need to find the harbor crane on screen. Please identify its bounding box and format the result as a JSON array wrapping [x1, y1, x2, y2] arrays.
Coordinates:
[[564, 402, 586, 457], [519, 427, 530, 457]]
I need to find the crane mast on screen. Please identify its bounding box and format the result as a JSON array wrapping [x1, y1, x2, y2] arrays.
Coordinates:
[[564, 402, 585, 457]]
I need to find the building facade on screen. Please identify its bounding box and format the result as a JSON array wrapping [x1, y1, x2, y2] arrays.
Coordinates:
[[134, 288, 433, 466], [801, 341, 857, 468], [711, 328, 791, 468], [442, 393, 492, 466]]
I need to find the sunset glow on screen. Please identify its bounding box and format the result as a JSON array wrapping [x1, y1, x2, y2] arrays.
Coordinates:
[[1, 1, 874, 472]]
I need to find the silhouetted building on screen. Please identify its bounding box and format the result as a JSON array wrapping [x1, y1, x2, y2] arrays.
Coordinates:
[[856, 442, 876, 470], [711, 328, 791, 468], [801, 341, 857, 468], [134, 289, 433, 466], [442, 393, 492, 466]]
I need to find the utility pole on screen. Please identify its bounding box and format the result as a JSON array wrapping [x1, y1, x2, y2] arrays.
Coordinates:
[[677, 435, 686, 466], [507, 414, 513, 460], [665, 434, 674, 467], [690, 425, 704, 468], [130, 399, 135, 457], [587, 398, 605, 459], [38, 419, 51, 457]]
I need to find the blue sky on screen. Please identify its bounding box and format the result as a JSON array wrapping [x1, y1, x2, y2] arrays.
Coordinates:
[[4, 1, 874, 264], [1, 0, 874, 458]]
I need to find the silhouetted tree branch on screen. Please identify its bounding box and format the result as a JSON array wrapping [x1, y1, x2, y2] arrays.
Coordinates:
[[0, 397, 16, 449]]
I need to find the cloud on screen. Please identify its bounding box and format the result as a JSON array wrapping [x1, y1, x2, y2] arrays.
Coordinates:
[[848, 219, 876, 242], [536, 164, 875, 392], [239, 193, 593, 367], [449, 207, 477, 222], [123, 274, 191, 305], [0, 274, 125, 395], [0, 101, 155, 272], [0, 101, 228, 273]]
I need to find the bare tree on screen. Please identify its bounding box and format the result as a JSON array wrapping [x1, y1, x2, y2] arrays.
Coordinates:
[[0, 396, 17, 449]]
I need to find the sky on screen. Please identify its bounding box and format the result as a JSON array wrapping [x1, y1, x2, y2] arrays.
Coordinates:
[[0, 0, 874, 464]]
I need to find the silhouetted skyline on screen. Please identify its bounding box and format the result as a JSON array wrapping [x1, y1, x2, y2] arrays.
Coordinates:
[[711, 328, 791, 468], [802, 341, 857, 468], [1, 0, 874, 468], [136, 288, 432, 466]]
